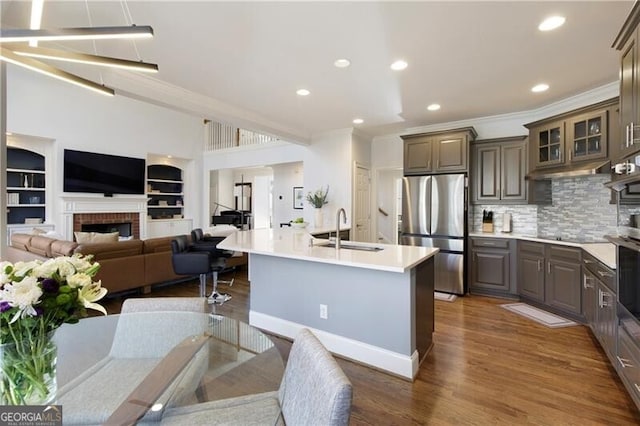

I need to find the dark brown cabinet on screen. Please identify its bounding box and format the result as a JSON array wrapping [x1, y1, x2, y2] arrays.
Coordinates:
[[582, 251, 616, 358], [469, 237, 515, 296], [531, 121, 565, 168], [402, 128, 476, 175], [565, 110, 608, 163], [472, 136, 527, 204], [518, 242, 546, 302], [614, 3, 640, 161], [546, 245, 582, 315], [525, 99, 616, 173], [518, 241, 582, 319]]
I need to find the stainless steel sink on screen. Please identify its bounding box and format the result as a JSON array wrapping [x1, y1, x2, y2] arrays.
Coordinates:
[[316, 242, 383, 252]]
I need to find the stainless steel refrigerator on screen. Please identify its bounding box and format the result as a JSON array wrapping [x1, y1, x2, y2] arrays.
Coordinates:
[[400, 174, 466, 295]]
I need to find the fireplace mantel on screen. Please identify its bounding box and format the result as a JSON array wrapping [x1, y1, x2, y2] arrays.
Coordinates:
[[61, 195, 148, 240]]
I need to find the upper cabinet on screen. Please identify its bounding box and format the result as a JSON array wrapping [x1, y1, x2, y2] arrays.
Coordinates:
[[147, 164, 184, 220], [6, 147, 46, 225], [614, 2, 640, 161], [402, 127, 477, 175], [472, 136, 528, 204], [525, 98, 617, 172]]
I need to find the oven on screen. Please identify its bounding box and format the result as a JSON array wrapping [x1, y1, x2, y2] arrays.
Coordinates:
[[615, 236, 640, 321]]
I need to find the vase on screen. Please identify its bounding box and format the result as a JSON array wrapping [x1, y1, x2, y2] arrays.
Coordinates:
[[0, 331, 57, 405], [314, 208, 323, 228]]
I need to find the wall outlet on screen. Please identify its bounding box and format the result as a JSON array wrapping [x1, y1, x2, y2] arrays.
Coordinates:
[[319, 304, 328, 319]]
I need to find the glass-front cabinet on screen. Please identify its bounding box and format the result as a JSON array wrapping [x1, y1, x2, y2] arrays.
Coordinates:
[[534, 121, 564, 168], [566, 110, 607, 162]]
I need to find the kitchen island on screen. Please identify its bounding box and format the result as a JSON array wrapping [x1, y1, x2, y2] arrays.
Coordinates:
[[218, 228, 438, 379]]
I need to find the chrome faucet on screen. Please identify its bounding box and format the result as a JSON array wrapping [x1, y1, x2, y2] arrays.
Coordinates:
[[335, 208, 347, 249]]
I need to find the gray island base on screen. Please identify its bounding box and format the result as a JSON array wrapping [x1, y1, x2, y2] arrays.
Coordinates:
[[219, 229, 437, 379]]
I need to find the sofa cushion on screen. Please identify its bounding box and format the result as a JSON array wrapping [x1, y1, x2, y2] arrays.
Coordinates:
[[51, 240, 79, 257], [74, 239, 144, 260], [143, 236, 176, 254], [74, 231, 119, 244], [28, 235, 56, 257], [10, 233, 32, 251]]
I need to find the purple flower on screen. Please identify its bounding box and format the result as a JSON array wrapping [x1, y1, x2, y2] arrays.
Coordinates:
[[41, 278, 59, 293], [0, 301, 11, 313], [34, 306, 44, 316]]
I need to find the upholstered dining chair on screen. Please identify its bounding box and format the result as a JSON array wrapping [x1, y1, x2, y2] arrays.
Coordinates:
[[159, 328, 353, 426], [56, 308, 210, 425], [121, 296, 207, 314]]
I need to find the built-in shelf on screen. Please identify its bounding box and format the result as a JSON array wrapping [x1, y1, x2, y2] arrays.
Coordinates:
[[147, 164, 184, 219], [6, 147, 47, 225]]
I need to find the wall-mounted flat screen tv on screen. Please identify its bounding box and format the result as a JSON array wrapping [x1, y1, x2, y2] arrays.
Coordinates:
[[63, 149, 146, 195]]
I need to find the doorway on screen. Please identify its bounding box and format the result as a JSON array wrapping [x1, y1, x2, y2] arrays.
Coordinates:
[[376, 168, 403, 244]]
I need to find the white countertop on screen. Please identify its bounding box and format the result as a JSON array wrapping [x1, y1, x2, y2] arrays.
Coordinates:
[[469, 232, 616, 269], [218, 228, 438, 273]]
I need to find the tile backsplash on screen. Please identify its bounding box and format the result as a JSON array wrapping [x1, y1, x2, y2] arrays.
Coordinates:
[[473, 175, 636, 242]]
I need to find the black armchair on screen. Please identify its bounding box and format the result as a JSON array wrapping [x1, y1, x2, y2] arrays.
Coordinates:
[[170, 235, 231, 304]]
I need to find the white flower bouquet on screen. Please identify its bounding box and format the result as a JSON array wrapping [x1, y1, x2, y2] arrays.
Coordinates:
[[0, 254, 107, 405]]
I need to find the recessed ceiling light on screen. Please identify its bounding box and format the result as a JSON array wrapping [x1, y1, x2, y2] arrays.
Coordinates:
[[167, 155, 172, 159], [427, 104, 441, 111], [353, 118, 364, 124], [531, 83, 549, 93], [390, 60, 408, 71], [296, 88, 310, 96], [538, 16, 565, 32], [334, 58, 351, 68]]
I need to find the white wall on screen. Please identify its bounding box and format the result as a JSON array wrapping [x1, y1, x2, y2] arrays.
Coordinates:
[[7, 66, 204, 236], [304, 129, 353, 228], [272, 162, 304, 226]]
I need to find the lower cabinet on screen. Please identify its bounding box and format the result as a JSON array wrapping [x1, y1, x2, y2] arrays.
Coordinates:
[[469, 237, 516, 296], [146, 218, 193, 238], [617, 320, 640, 408], [582, 251, 617, 357], [518, 241, 582, 319]]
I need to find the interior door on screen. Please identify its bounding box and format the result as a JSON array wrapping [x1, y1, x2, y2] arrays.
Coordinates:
[[354, 164, 371, 242]]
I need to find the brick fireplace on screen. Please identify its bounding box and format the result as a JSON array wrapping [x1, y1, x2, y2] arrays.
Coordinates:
[[73, 213, 140, 239], [62, 196, 148, 241]]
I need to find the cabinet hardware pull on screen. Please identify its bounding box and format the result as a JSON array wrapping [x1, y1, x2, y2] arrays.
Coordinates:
[[583, 275, 594, 289], [537, 259, 542, 271], [598, 289, 604, 308], [635, 384, 640, 394], [547, 261, 551, 274], [617, 356, 633, 368], [597, 270, 613, 278], [631, 122, 635, 146], [583, 259, 593, 264]]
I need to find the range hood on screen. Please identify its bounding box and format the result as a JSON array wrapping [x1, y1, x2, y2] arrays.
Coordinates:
[[526, 159, 611, 180], [604, 171, 640, 191]]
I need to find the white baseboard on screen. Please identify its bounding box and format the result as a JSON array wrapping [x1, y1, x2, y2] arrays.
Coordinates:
[[250, 310, 418, 379]]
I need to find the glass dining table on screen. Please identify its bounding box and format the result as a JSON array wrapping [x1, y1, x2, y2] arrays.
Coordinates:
[[52, 312, 284, 425]]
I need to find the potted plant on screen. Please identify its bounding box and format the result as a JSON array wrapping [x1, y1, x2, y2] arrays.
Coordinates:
[[306, 186, 329, 227]]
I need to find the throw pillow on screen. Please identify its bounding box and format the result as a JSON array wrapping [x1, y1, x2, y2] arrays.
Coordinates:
[[91, 231, 120, 243], [74, 231, 119, 243]]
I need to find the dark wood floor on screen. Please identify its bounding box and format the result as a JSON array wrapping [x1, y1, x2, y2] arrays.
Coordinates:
[[101, 268, 640, 425]]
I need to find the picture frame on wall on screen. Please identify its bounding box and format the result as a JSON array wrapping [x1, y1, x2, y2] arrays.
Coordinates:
[[293, 187, 304, 209]]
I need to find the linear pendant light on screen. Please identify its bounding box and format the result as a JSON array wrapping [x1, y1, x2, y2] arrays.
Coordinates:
[[0, 47, 115, 96], [0, 25, 153, 43], [10, 45, 159, 73]]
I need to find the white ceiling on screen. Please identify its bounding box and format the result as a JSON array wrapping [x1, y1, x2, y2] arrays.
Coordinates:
[[1, 1, 634, 142]]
